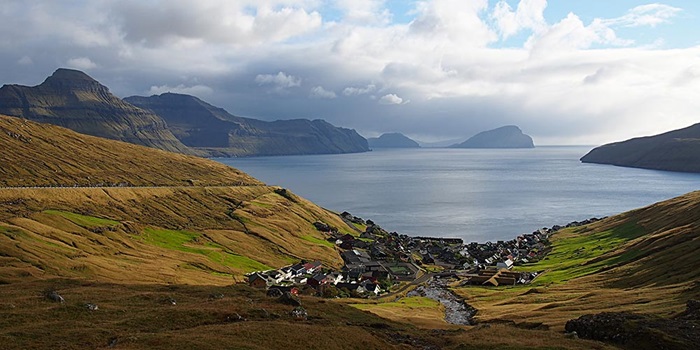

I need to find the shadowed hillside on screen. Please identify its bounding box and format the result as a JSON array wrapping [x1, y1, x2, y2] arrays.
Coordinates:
[[125, 93, 370, 157], [581, 123, 700, 173], [0, 114, 258, 187]]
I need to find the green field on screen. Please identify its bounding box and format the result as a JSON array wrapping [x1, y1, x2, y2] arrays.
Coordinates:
[[517, 222, 645, 285], [44, 210, 120, 228], [143, 227, 270, 272]]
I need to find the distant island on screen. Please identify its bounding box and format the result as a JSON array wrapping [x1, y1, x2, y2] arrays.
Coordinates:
[[581, 123, 700, 173], [367, 132, 420, 148], [450, 125, 535, 149], [0, 68, 369, 157]]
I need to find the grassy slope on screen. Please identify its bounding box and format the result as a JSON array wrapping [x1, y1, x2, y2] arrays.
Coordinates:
[[0, 114, 257, 187], [0, 114, 356, 283], [455, 191, 700, 328], [0, 186, 351, 284]]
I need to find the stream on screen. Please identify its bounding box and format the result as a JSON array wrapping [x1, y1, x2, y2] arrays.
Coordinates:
[[407, 277, 477, 325]]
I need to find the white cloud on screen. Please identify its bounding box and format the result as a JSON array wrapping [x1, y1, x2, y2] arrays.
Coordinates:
[[379, 93, 406, 105], [147, 84, 213, 96], [255, 71, 302, 88], [335, 0, 391, 24], [409, 0, 496, 48], [526, 13, 632, 52], [113, 2, 323, 47], [492, 0, 547, 39], [17, 56, 32, 65], [605, 4, 682, 28], [66, 57, 97, 70], [309, 86, 337, 99], [343, 84, 376, 96]]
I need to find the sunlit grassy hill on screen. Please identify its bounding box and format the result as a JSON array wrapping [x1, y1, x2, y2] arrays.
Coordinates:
[[0, 114, 352, 283]]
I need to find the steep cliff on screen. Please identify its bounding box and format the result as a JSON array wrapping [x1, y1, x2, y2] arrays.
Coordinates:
[[0, 69, 197, 155]]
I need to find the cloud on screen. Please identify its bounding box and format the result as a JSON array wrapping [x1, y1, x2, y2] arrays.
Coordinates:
[[112, 1, 323, 47], [309, 86, 337, 99], [147, 84, 214, 97], [0, 1, 696, 145], [343, 84, 376, 96], [409, 0, 496, 47], [605, 4, 682, 28], [379, 93, 406, 105], [526, 13, 632, 52], [66, 57, 97, 70], [334, 0, 391, 24], [492, 0, 548, 39], [255, 71, 302, 93]]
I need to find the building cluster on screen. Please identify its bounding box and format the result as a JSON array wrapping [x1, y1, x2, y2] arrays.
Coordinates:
[[246, 212, 604, 294]]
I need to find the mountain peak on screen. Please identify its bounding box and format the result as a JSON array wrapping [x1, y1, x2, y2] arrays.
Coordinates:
[[41, 68, 104, 91]]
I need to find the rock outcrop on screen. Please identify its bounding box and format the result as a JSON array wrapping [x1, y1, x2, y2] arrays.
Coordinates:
[[125, 93, 370, 157], [565, 300, 700, 350], [0, 69, 197, 155], [367, 133, 420, 148], [450, 125, 534, 149], [581, 123, 700, 173]]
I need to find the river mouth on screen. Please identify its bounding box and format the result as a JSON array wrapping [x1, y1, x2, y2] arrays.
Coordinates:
[[407, 277, 477, 325]]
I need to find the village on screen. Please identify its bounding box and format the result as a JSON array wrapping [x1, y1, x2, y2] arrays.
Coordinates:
[[246, 211, 603, 297]]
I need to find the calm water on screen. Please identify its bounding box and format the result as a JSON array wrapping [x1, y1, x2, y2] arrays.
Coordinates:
[[215, 147, 700, 242]]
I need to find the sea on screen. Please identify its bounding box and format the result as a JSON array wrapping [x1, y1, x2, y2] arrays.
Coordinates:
[[214, 147, 700, 242]]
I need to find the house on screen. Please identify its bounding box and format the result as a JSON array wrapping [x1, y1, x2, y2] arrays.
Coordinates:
[[336, 282, 361, 294], [303, 260, 322, 274], [496, 259, 514, 270], [247, 272, 269, 289], [306, 273, 329, 288], [359, 280, 380, 295], [326, 272, 344, 285]]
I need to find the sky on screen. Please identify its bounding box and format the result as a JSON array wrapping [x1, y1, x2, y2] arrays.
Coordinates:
[[1, 0, 699, 145]]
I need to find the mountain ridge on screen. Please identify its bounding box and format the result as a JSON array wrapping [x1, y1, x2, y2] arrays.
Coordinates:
[[125, 92, 370, 157], [0, 68, 198, 155]]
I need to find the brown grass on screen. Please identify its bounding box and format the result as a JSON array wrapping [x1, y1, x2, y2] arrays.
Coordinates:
[[454, 190, 700, 330], [0, 278, 615, 350], [0, 114, 258, 187], [0, 186, 352, 284]]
